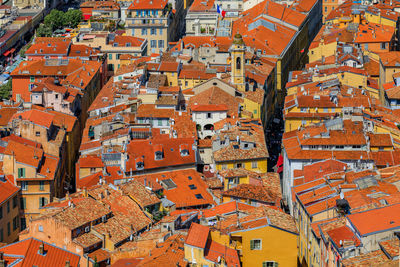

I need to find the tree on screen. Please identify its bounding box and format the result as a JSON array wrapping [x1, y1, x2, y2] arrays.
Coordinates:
[[64, 9, 82, 28], [0, 79, 12, 100], [44, 9, 65, 31], [36, 24, 52, 37]]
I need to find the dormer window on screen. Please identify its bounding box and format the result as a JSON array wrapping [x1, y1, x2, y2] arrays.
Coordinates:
[[113, 43, 118, 47], [155, 151, 163, 160], [180, 144, 189, 157], [135, 157, 144, 170]]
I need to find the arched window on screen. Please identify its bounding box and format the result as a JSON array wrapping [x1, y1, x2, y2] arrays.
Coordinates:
[[236, 57, 241, 70]]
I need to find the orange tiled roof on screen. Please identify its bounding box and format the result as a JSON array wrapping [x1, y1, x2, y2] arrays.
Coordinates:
[[128, 0, 168, 10], [185, 223, 209, 248], [0, 175, 19, 205], [0, 238, 80, 267], [133, 169, 215, 208]]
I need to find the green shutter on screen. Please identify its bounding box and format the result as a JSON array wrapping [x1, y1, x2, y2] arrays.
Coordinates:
[[250, 240, 254, 250]]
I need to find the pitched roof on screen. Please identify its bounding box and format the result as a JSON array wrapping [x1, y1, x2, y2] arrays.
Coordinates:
[[223, 183, 279, 204], [128, 0, 168, 10], [133, 169, 215, 208], [185, 223, 210, 248], [0, 176, 19, 205], [204, 240, 241, 267], [0, 238, 80, 267], [119, 179, 161, 208], [13, 109, 55, 129], [347, 203, 400, 236]]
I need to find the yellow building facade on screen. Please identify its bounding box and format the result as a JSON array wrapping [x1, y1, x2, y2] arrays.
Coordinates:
[[215, 158, 268, 174]]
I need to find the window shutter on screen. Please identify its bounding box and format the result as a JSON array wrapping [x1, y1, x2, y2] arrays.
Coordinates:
[[250, 240, 254, 250]]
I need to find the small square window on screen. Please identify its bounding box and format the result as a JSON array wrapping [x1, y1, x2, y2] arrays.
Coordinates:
[[250, 239, 262, 250], [195, 194, 204, 199]]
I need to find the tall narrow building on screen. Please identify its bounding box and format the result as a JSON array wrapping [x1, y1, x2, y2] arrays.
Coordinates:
[[230, 33, 246, 91]]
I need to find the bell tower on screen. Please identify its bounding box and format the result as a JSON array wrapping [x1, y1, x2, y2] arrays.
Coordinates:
[[230, 33, 245, 91]]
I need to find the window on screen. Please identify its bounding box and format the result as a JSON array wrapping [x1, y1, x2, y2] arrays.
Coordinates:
[[236, 57, 241, 70], [20, 197, 26, 209], [35, 131, 40, 136], [263, 262, 279, 267], [250, 239, 261, 250], [30, 76, 35, 82], [141, 28, 147, 35], [158, 119, 163, 126], [158, 40, 164, 48], [116, 54, 121, 60], [151, 28, 156, 35], [39, 197, 48, 208], [39, 181, 45, 191], [159, 28, 163, 35], [21, 181, 28, 191], [151, 40, 157, 48], [0, 228, 2, 242], [20, 218, 26, 231], [38, 225, 43, 232], [13, 216, 18, 231], [108, 53, 112, 60], [18, 168, 25, 178], [185, 81, 188, 86], [90, 167, 96, 174], [126, 42, 131, 47], [195, 194, 204, 199], [324, 6, 327, 11], [221, 164, 227, 170], [207, 112, 212, 119], [7, 222, 10, 236], [188, 184, 197, 190], [235, 163, 243, 168], [7, 201, 9, 213], [13, 196, 17, 209], [0, 206, 2, 219], [252, 161, 258, 169], [364, 43, 368, 50], [199, 149, 204, 154], [381, 42, 387, 50]]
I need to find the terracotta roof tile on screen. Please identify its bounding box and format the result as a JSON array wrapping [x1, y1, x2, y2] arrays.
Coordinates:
[[185, 223, 209, 248], [0, 238, 80, 267]]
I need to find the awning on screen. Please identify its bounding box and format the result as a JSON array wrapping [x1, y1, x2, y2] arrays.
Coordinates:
[[83, 34, 95, 40], [83, 14, 92, 20], [3, 50, 10, 57], [9, 48, 15, 54], [277, 155, 283, 167]]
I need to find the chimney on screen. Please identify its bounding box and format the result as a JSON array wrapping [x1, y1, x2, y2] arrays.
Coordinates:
[[39, 242, 44, 255], [65, 260, 70, 267]]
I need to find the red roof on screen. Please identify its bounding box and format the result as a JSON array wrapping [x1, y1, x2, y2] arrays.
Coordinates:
[[191, 104, 228, 112], [128, 0, 168, 10], [0, 238, 80, 267], [0, 176, 19, 205], [78, 155, 104, 168], [204, 240, 241, 267], [185, 223, 210, 248], [202, 201, 255, 219], [347, 203, 400, 236], [13, 109, 55, 129]]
